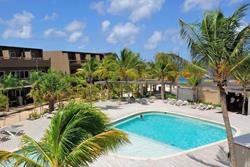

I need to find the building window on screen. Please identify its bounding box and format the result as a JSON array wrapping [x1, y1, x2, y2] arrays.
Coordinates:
[[24, 71, 29, 78], [31, 50, 42, 60], [0, 71, 4, 78], [10, 51, 17, 59]]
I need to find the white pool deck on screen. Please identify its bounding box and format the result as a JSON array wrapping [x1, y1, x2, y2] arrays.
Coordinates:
[[1, 100, 250, 167]]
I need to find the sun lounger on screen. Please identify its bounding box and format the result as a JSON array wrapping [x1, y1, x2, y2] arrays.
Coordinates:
[[0, 133, 10, 142], [1, 127, 24, 136], [140, 98, 148, 104], [168, 99, 177, 105], [175, 100, 183, 106], [205, 105, 214, 110]]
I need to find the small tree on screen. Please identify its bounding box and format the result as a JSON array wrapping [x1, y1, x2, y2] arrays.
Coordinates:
[[30, 70, 70, 112], [182, 63, 206, 102], [77, 59, 99, 105]]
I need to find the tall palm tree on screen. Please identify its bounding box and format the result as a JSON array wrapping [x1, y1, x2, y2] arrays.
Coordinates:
[[233, 57, 250, 115], [0, 101, 128, 167], [94, 55, 118, 99], [115, 48, 141, 99], [180, 4, 250, 166], [153, 53, 178, 100], [77, 59, 99, 105], [134, 60, 148, 97]]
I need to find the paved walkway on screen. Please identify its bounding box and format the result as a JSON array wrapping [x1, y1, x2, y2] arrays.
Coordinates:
[[1, 100, 250, 167]]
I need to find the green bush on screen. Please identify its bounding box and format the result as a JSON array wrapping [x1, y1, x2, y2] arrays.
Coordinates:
[[164, 93, 176, 99], [29, 111, 41, 120]]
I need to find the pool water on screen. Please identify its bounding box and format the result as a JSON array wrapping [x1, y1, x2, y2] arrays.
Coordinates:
[[113, 112, 233, 158]]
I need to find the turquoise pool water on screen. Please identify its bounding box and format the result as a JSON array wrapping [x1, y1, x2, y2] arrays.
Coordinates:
[[113, 112, 232, 157]]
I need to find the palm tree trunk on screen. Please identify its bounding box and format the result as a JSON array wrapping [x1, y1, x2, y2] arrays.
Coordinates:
[[161, 77, 165, 100], [242, 86, 247, 115], [170, 83, 172, 94], [48, 99, 55, 112], [219, 86, 237, 167]]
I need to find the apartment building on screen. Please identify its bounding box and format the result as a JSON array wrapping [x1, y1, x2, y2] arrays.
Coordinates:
[[43, 51, 111, 74], [0, 45, 51, 107]]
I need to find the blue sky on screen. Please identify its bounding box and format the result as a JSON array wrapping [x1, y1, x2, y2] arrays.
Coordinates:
[[0, 0, 249, 61]]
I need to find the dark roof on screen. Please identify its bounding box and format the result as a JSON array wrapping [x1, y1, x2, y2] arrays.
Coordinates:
[[0, 45, 42, 51], [61, 50, 112, 55]]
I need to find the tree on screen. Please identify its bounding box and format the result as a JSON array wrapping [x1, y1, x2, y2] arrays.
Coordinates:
[[94, 55, 118, 99], [0, 73, 23, 112], [180, 4, 250, 166], [77, 59, 99, 105], [233, 57, 250, 114], [30, 70, 70, 112], [0, 101, 129, 167], [153, 53, 179, 100], [115, 48, 141, 99], [182, 63, 206, 102]]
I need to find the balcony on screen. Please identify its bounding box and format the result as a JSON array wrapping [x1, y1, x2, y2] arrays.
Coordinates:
[[0, 57, 51, 69], [69, 60, 85, 66]]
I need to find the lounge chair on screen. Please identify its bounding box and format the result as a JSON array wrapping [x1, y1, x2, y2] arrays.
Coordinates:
[[205, 105, 214, 110], [175, 100, 181, 106], [1, 127, 24, 136], [140, 98, 148, 105], [0, 133, 10, 142], [168, 99, 177, 105], [197, 103, 207, 110]]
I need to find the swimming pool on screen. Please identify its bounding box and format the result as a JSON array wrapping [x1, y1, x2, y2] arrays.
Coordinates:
[[113, 112, 235, 158]]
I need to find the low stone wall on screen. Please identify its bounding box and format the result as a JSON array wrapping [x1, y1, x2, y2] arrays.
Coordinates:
[[177, 86, 220, 104], [198, 87, 220, 104]]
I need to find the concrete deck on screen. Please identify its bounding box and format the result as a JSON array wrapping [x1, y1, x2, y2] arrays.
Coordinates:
[[1, 100, 250, 167]]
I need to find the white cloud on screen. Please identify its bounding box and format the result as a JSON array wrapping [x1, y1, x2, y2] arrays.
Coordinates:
[[43, 28, 66, 38], [65, 20, 84, 32], [43, 19, 88, 47], [107, 22, 140, 45], [90, 1, 105, 14], [101, 20, 111, 32], [2, 11, 34, 39], [108, 0, 165, 22], [90, 0, 165, 22], [144, 28, 185, 52], [182, 0, 220, 12], [144, 31, 164, 50], [44, 12, 58, 21], [68, 31, 83, 43]]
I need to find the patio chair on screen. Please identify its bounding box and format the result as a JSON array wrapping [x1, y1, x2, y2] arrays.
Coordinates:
[[1, 127, 24, 136], [0, 133, 10, 142], [168, 99, 177, 105], [140, 98, 148, 105], [205, 105, 214, 110], [198, 103, 207, 110], [175, 100, 184, 106]]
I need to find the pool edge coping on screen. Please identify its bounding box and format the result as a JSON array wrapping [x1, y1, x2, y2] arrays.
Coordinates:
[[109, 110, 240, 161]]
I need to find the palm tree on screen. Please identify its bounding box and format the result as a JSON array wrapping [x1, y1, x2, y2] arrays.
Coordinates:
[[233, 57, 250, 115], [182, 63, 206, 102], [153, 53, 178, 100], [30, 70, 70, 112], [77, 59, 99, 105], [115, 48, 141, 99], [94, 55, 118, 99], [0, 101, 129, 167], [134, 60, 148, 97], [180, 4, 250, 166]]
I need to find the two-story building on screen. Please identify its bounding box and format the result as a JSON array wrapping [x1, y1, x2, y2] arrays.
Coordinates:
[[43, 51, 111, 74], [0, 45, 51, 107]]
